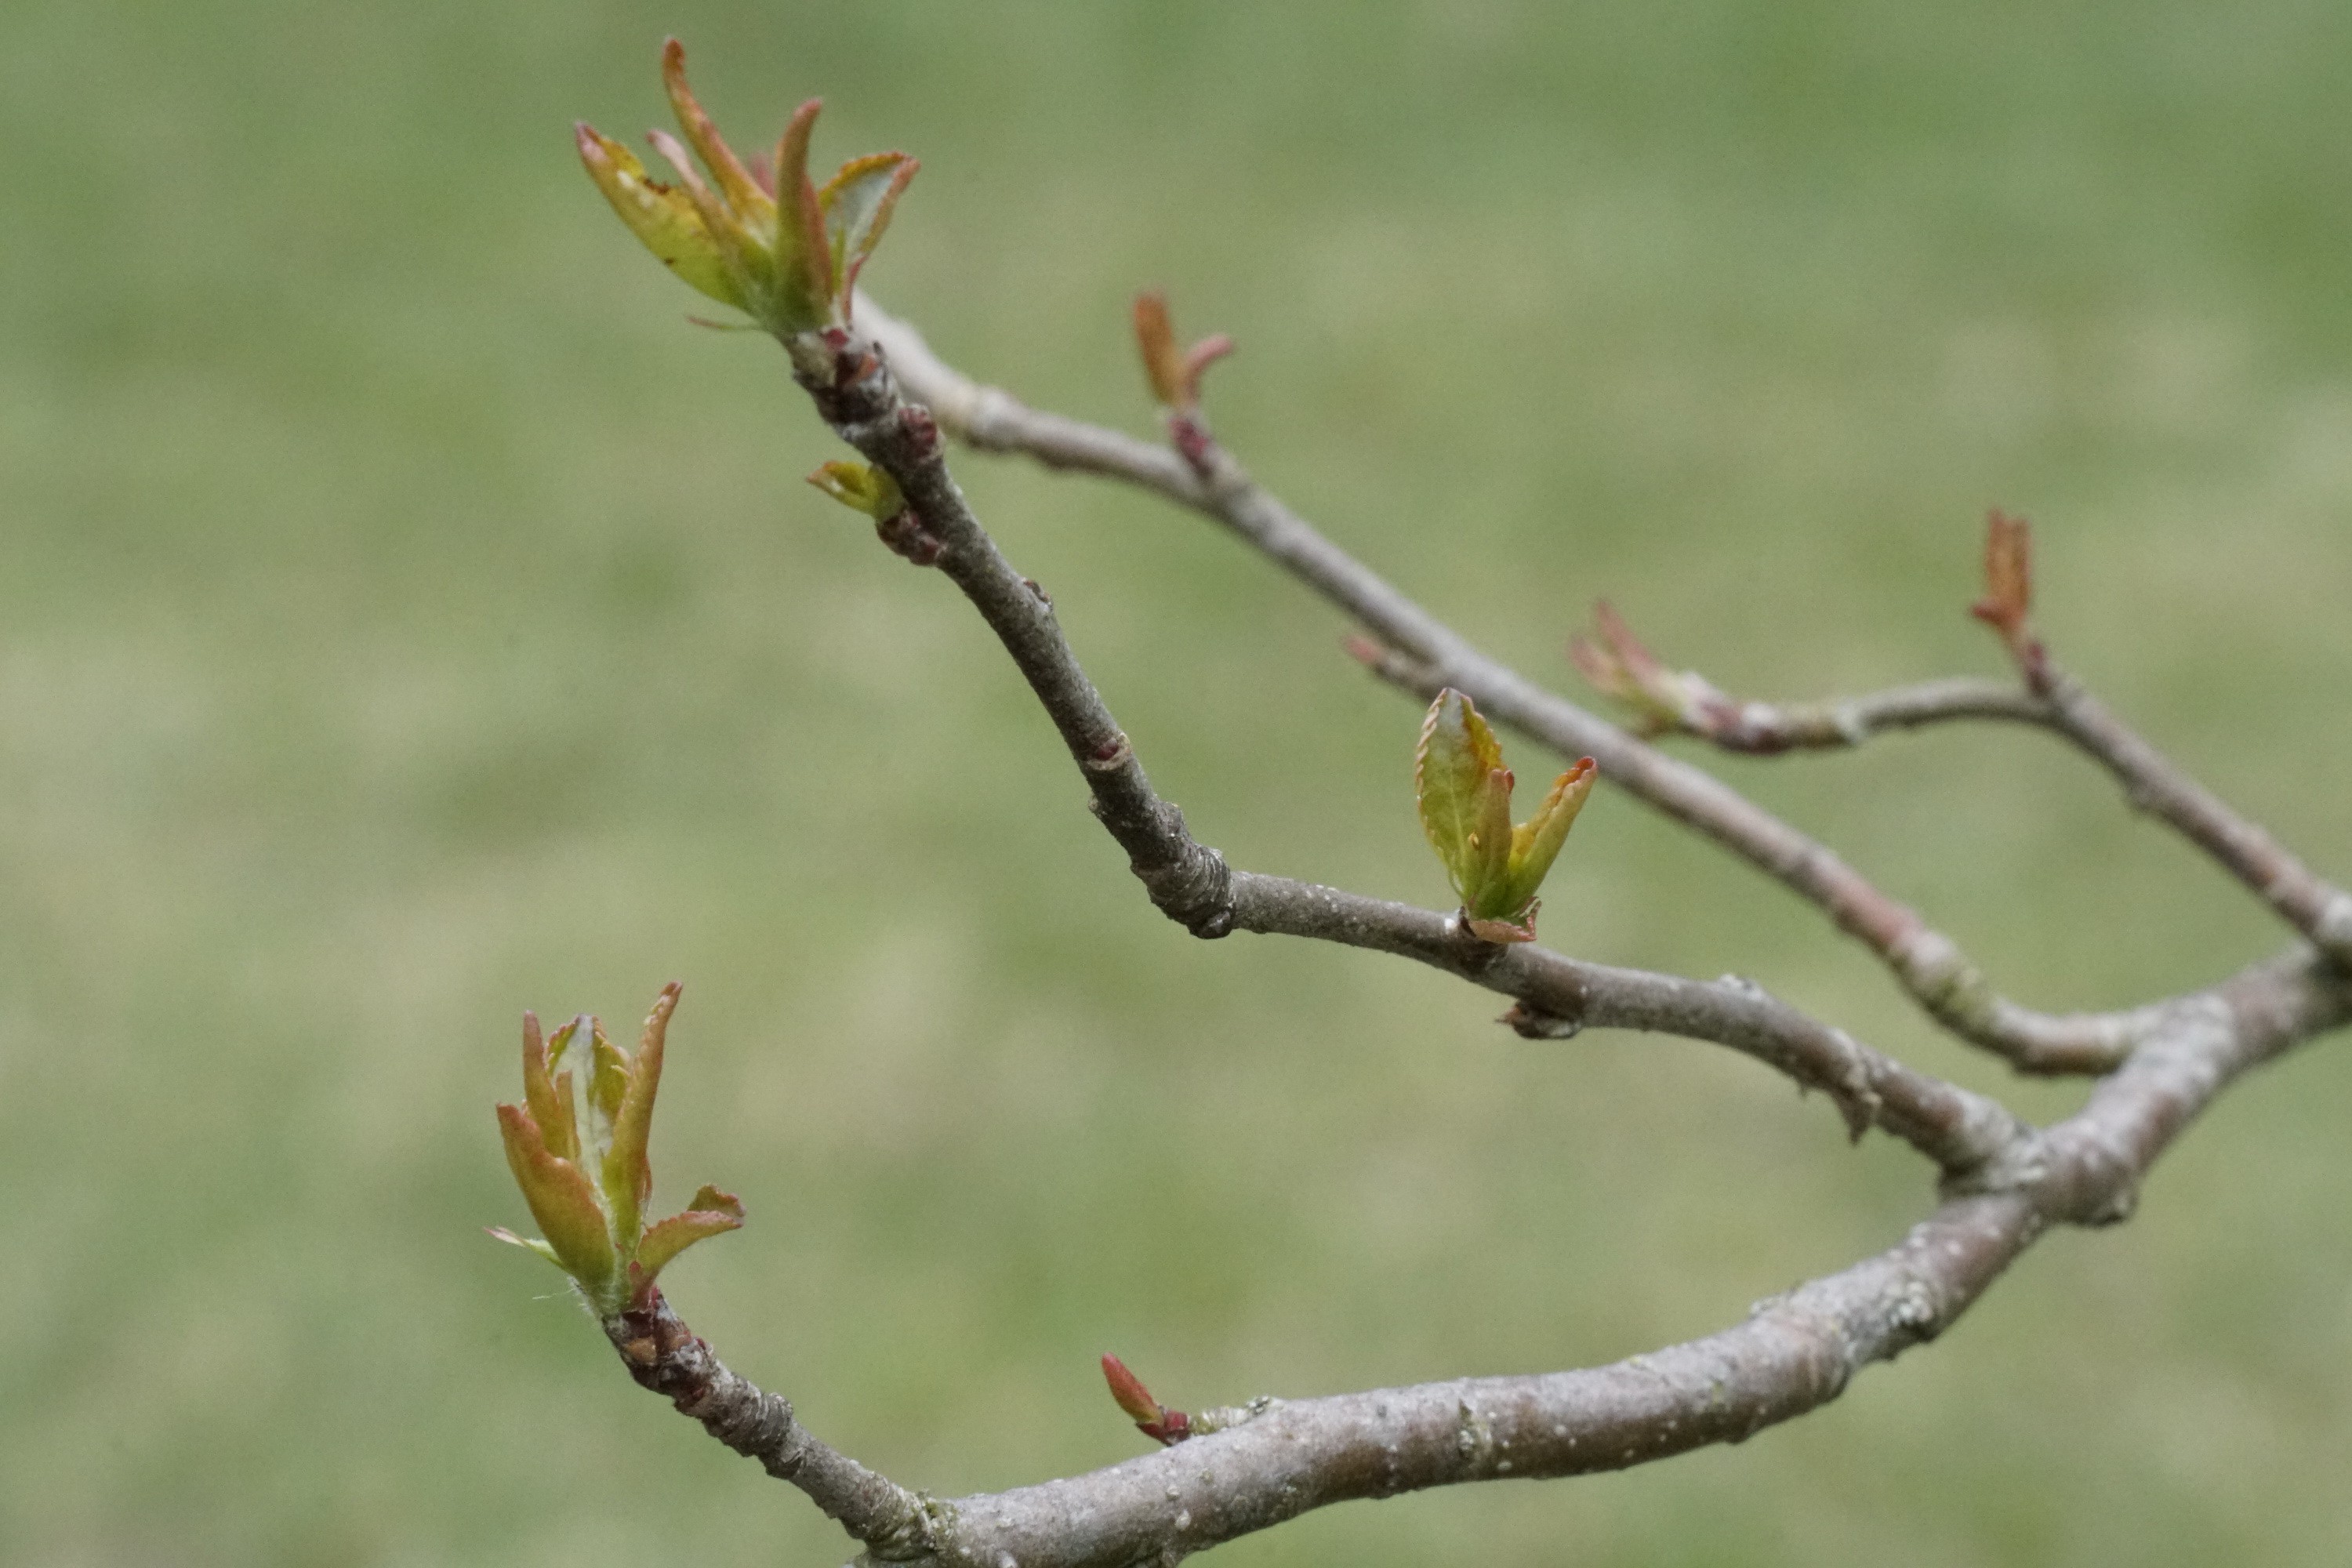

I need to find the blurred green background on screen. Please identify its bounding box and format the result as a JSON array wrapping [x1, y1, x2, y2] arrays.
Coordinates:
[[6, 2, 2352, 1563]]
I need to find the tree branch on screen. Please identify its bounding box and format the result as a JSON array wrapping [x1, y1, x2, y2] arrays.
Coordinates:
[[610, 946, 2347, 1568], [1557, 598, 2055, 753], [890, 947, 2348, 1568], [720, 323, 2344, 1568], [2031, 658, 2352, 969], [854, 298, 2172, 1076], [797, 325, 2005, 1171], [601, 1290, 945, 1559], [1563, 533, 2352, 975], [543, 67, 2352, 1568]]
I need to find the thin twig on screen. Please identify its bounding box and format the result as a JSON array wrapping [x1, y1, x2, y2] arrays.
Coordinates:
[[2034, 659, 2352, 969], [1561, 598, 2053, 752], [796, 326, 2000, 1170], [854, 298, 2151, 1075]]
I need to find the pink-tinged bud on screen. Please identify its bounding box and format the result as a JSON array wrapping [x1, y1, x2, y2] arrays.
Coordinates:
[[1101, 1352, 1162, 1425], [1133, 292, 1233, 412], [1101, 1354, 1192, 1446], [1969, 509, 2045, 682], [1568, 600, 1721, 735]]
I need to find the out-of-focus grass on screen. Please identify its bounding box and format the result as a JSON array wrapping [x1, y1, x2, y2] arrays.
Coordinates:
[[4, 2, 2351, 1563]]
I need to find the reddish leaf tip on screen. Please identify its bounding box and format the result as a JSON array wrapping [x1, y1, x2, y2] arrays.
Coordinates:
[[1100, 1352, 1163, 1426]]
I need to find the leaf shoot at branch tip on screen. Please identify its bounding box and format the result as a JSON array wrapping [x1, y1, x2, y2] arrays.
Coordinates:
[[1414, 689, 1597, 942], [492, 982, 744, 1318], [577, 39, 917, 341]]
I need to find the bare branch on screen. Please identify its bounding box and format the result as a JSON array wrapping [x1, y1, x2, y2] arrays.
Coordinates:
[[1958, 514, 2352, 969], [1221, 871, 2024, 1174], [887, 949, 2347, 1568], [1562, 598, 2052, 753], [797, 326, 2003, 1171], [855, 299, 2175, 1075], [2034, 662, 2352, 967], [601, 1291, 942, 1559], [618, 946, 2348, 1568]]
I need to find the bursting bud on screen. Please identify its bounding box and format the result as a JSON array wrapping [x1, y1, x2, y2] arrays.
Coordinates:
[[1101, 1353, 1191, 1445], [490, 983, 744, 1317], [1415, 689, 1597, 944], [1568, 600, 1730, 736], [1133, 292, 1233, 413], [807, 459, 906, 520], [576, 39, 916, 341], [1969, 509, 2044, 682]]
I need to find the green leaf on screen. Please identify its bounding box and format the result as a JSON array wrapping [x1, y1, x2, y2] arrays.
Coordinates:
[[602, 984, 678, 1250], [574, 123, 741, 308], [517, 1011, 579, 1164], [1415, 688, 1509, 907], [1497, 757, 1597, 916], [819, 152, 917, 314], [771, 99, 833, 332], [495, 1103, 619, 1309], [806, 460, 905, 519], [633, 1194, 744, 1285]]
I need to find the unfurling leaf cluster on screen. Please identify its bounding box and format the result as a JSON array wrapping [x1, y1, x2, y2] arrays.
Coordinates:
[[491, 983, 742, 1317], [576, 39, 916, 340], [1414, 688, 1597, 943], [1568, 600, 1732, 737]]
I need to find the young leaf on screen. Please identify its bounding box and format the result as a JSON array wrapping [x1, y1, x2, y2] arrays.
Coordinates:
[[771, 98, 833, 329], [518, 1011, 579, 1164], [1414, 688, 1510, 908], [1497, 757, 1599, 916], [602, 982, 679, 1249], [819, 151, 919, 310], [485, 1226, 565, 1269], [495, 1102, 619, 1305], [660, 36, 775, 228], [1133, 293, 1187, 408], [1971, 509, 2032, 642], [1132, 292, 1232, 409], [574, 125, 740, 309], [1100, 1353, 1164, 1426], [634, 1193, 746, 1284]]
